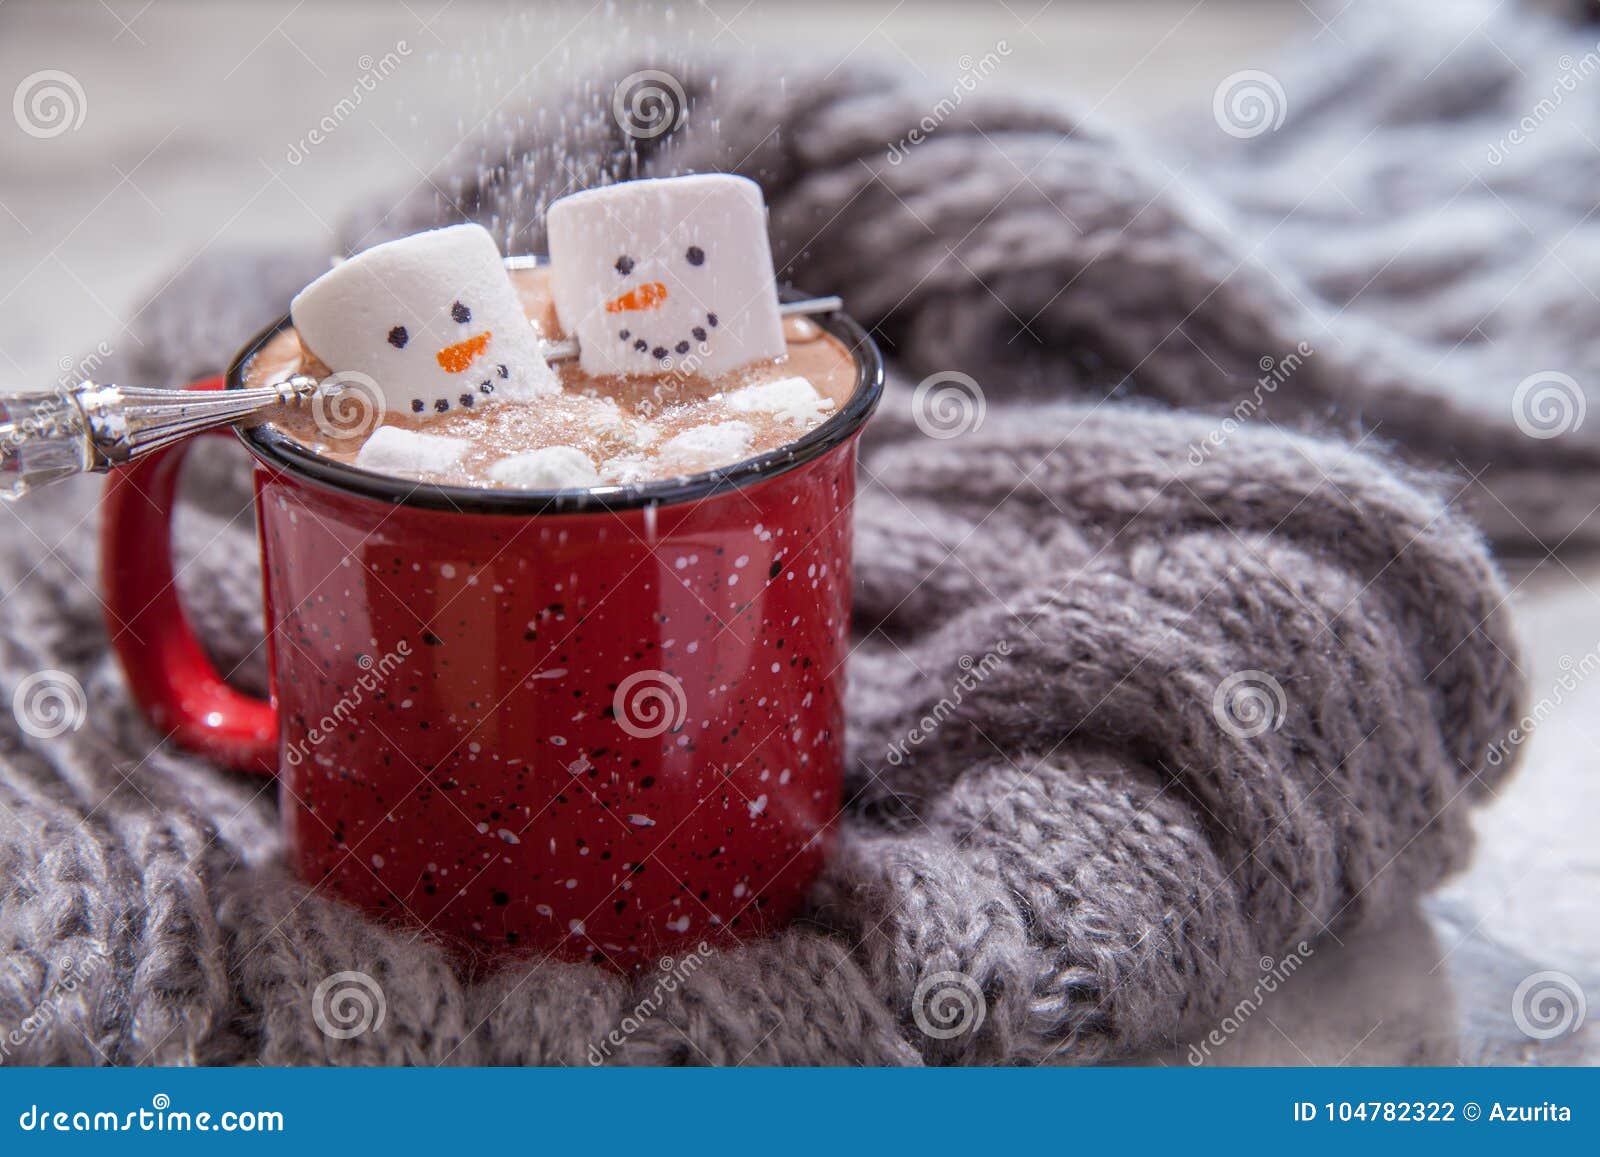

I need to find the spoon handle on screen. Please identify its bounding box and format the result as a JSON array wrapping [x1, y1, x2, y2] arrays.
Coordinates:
[[0, 378, 319, 501]]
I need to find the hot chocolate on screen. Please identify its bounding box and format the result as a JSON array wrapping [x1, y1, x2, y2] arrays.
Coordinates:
[[245, 267, 857, 489]]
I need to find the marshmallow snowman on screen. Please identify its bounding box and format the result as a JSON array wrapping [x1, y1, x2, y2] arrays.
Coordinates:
[[546, 174, 786, 379], [291, 224, 558, 419]]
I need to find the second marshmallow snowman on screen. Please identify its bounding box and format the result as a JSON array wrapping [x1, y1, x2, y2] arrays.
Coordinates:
[[546, 174, 787, 379]]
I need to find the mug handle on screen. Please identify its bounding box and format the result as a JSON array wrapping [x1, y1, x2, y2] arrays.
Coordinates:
[[100, 374, 278, 776]]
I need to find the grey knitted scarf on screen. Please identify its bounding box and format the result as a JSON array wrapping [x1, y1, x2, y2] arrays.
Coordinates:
[[7, 0, 1578, 1065]]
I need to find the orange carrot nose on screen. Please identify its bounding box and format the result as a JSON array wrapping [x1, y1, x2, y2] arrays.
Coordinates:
[[436, 331, 491, 374], [604, 282, 668, 313]]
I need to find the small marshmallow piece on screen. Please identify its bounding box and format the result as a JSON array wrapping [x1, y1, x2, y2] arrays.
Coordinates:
[[547, 175, 786, 379], [487, 445, 601, 490], [631, 420, 662, 449], [659, 421, 754, 464], [598, 454, 654, 485], [600, 420, 759, 484], [354, 426, 469, 477], [722, 376, 835, 426], [291, 224, 558, 421]]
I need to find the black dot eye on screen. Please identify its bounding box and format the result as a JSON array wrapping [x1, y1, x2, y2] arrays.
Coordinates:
[[388, 326, 409, 349], [685, 246, 705, 266], [615, 255, 635, 276], [451, 301, 471, 324]]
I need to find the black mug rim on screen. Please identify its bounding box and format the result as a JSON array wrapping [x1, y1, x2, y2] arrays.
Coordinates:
[[227, 283, 884, 515]]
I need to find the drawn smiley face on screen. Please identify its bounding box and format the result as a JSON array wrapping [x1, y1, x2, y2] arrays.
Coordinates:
[[547, 174, 786, 380], [291, 224, 558, 419], [603, 245, 720, 368], [382, 297, 516, 414]]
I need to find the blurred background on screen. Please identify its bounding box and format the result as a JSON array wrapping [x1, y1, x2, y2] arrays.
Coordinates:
[[0, 0, 1303, 390], [0, 0, 1594, 1066]]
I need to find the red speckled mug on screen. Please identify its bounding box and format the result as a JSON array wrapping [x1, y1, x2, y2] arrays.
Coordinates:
[[101, 302, 882, 969]]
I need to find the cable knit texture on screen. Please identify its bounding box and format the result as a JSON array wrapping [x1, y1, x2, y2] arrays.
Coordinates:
[[1, 0, 1559, 1065]]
